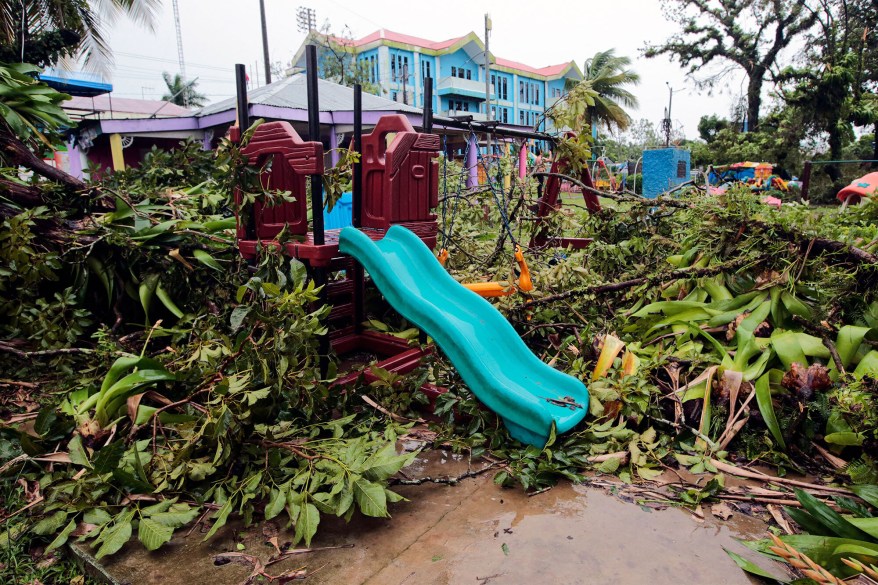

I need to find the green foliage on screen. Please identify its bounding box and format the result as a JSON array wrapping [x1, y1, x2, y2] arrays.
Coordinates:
[[0, 128, 418, 565], [0, 62, 72, 148], [161, 71, 207, 108]]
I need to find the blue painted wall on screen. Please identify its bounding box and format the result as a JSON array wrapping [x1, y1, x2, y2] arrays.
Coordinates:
[[440, 50, 478, 81], [357, 48, 380, 86], [642, 148, 691, 199]]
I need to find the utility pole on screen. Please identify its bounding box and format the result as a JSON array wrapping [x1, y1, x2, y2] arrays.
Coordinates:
[[484, 13, 492, 153], [259, 0, 272, 85], [401, 62, 408, 105], [296, 6, 316, 33], [664, 82, 674, 146]]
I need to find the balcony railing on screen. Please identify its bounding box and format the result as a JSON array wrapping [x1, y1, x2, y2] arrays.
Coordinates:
[[437, 77, 487, 100], [445, 110, 487, 121]]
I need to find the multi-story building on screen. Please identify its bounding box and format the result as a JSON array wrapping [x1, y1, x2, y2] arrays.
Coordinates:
[[292, 29, 582, 128]]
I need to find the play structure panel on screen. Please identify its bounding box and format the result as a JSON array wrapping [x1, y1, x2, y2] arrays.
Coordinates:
[[361, 115, 440, 234]]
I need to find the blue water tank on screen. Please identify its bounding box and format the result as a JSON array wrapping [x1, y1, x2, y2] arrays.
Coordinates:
[[642, 149, 691, 199], [323, 192, 353, 230]]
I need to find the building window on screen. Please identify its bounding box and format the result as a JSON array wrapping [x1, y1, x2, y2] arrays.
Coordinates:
[[519, 111, 524, 124], [677, 160, 687, 178], [466, 69, 471, 80], [501, 77, 508, 100], [392, 91, 398, 101], [451, 66, 457, 78], [503, 108, 508, 123], [535, 85, 539, 104]]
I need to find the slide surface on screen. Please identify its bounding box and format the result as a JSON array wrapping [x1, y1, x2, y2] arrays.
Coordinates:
[[339, 225, 589, 447]]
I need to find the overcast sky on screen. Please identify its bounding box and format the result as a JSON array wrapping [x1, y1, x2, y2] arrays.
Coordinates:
[[104, 0, 756, 140]]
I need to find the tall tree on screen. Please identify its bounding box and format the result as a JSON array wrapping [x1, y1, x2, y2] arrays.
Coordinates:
[[645, 0, 819, 131], [0, 0, 161, 74], [778, 0, 878, 177], [161, 72, 207, 108], [566, 49, 640, 132]]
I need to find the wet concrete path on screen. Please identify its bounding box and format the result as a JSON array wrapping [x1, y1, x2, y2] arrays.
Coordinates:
[[75, 450, 778, 585]]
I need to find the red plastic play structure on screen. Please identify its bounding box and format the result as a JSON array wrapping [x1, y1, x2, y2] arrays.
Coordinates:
[[232, 114, 443, 392], [529, 134, 602, 250]]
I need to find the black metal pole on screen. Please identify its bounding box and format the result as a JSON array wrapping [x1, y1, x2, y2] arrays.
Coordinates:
[[306, 45, 325, 245], [235, 64, 249, 132], [305, 45, 329, 375], [423, 77, 433, 134], [259, 0, 272, 85], [353, 84, 363, 229]]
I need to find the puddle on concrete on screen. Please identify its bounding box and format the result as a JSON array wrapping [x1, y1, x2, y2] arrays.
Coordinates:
[[80, 449, 780, 585]]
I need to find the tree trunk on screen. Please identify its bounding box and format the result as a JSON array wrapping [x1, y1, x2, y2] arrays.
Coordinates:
[[0, 129, 88, 193], [745, 71, 763, 132], [826, 129, 843, 182]]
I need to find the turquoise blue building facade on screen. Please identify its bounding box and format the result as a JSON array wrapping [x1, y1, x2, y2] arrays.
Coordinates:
[[293, 29, 582, 130], [642, 148, 692, 199]]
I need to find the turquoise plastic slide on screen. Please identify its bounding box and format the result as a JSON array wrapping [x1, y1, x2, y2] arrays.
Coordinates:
[[339, 225, 589, 447]]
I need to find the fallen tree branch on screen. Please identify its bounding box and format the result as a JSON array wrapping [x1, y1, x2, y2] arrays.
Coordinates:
[[0, 129, 87, 194], [752, 220, 878, 267], [521, 256, 761, 309], [0, 341, 95, 359]]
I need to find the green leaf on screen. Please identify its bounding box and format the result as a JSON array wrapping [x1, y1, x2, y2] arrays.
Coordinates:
[[362, 446, 416, 482], [32, 511, 68, 536], [853, 351, 878, 378], [846, 517, 878, 540], [95, 511, 134, 559], [795, 489, 874, 541], [68, 434, 91, 467], [745, 535, 878, 576], [754, 373, 786, 450], [230, 306, 250, 332], [723, 548, 785, 582], [138, 517, 174, 551], [149, 509, 200, 529], [84, 508, 113, 526], [265, 488, 287, 521], [294, 502, 320, 547], [93, 441, 125, 474], [835, 326, 871, 369], [156, 281, 184, 318], [45, 519, 76, 553], [203, 496, 235, 541], [353, 478, 389, 518], [824, 432, 865, 447], [850, 485, 878, 509], [193, 249, 223, 271]]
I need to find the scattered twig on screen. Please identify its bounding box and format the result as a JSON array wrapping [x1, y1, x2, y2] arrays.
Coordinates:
[[360, 394, 425, 424], [0, 341, 95, 359], [709, 459, 852, 495]]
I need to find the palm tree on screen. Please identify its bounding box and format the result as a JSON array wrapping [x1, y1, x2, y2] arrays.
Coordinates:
[[161, 71, 206, 108], [0, 0, 161, 74], [566, 49, 640, 133]]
